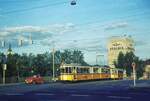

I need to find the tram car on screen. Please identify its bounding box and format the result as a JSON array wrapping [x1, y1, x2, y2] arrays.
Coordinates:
[[59, 63, 125, 82]]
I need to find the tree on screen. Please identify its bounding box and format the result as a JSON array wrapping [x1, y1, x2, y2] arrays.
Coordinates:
[[61, 49, 88, 65], [115, 51, 145, 78], [114, 52, 125, 69], [0, 49, 88, 81], [6, 54, 17, 77], [32, 54, 48, 76], [124, 52, 135, 77], [61, 49, 72, 64]]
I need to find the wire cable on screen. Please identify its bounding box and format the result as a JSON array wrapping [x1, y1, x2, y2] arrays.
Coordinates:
[[1, 1, 68, 15]]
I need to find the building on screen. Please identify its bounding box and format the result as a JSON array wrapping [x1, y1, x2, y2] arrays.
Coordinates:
[[142, 65, 150, 79], [107, 35, 134, 68]]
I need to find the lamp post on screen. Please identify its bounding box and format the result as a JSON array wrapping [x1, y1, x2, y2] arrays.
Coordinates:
[[2, 54, 7, 85], [52, 41, 55, 82], [2, 64, 7, 85], [16, 61, 20, 82], [132, 62, 136, 87], [52, 48, 55, 81]]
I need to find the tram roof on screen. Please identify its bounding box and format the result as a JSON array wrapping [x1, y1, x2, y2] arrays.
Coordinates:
[[60, 63, 110, 68]]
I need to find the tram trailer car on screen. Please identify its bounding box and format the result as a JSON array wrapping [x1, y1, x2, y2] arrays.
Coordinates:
[[59, 64, 125, 82]]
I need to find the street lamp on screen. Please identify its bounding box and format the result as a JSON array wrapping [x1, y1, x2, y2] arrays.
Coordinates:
[[16, 61, 20, 82], [52, 41, 56, 82], [2, 64, 7, 85], [52, 48, 55, 81], [132, 62, 136, 87], [2, 54, 7, 85]]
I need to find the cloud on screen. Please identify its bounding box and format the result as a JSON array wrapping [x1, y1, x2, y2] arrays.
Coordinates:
[[47, 23, 75, 35], [0, 23, 75, 39], [104, 22, 128, 30], [40, 38, 107, 53], [135, 40, 148, 47], [40, 39, 54, 46], [0, 31, 11, 37], [0, 23, 74, 49], [4, 26, 48, 33]]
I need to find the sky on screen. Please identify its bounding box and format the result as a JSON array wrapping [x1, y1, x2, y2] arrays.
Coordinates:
[[0, 0, 150, 65]]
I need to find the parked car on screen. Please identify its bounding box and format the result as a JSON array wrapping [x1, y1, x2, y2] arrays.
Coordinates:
[[25, 75, 44, 84]]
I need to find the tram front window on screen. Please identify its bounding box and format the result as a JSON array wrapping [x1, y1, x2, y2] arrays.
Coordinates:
[[60, 68, 65, 73], [118, 70, 123, 74]]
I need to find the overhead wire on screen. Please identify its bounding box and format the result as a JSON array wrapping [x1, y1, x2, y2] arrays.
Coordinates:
[[0, 0, 52, 3], [1, 1, 68, 15], [0, 0, 150, 52]]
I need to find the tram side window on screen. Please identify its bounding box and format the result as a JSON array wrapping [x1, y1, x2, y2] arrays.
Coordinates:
[[101, 68, 105, 73], [111, 69, 117, 74], [77, 67, 81, 73], [84, 68, 90, 73], [66, 67, 72, 73], [77, 68, 90, 74], [79, 68, 85, 73], [106, 69, 110, 74], [93, 68, 99, 73], [84, 68, 89, 73], [81, 68, 84, 73], [101, 68, 110, 73]]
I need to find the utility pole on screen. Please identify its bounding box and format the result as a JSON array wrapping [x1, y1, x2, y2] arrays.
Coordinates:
[[2, 64, 7, 85], [2, 52, 7, 85], [132, 62, 136, 87], [52, 41, 55, 82], [52, 48, 55, 81], [16, 62, 20, 82]]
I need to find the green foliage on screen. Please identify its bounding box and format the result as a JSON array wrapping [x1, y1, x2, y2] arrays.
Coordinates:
[[0, 50, 88, 78], [115, 51, 145, 78], [114, 52, 125, 69], [61, 49, 87, 65], [0, 52, 3, 77]]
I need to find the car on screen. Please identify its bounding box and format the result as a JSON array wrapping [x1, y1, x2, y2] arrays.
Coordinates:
[[25, 75, 44, 84]]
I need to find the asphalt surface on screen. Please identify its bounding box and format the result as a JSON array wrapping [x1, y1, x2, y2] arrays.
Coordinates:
[[0, 80, 150, 101]]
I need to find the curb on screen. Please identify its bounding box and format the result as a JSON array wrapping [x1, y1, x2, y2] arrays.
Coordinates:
[[0, 82, 24, 87]]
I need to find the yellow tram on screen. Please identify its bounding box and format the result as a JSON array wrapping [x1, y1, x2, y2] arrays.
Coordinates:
[[59, 63, 125, 82]]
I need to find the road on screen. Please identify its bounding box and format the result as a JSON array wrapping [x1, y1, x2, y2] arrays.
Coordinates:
[[0, 80, 150, 101]]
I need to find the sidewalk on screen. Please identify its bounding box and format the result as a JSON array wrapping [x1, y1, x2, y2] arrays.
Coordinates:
[[129, 81, 150, 89], [0, 82, 24, 87]]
